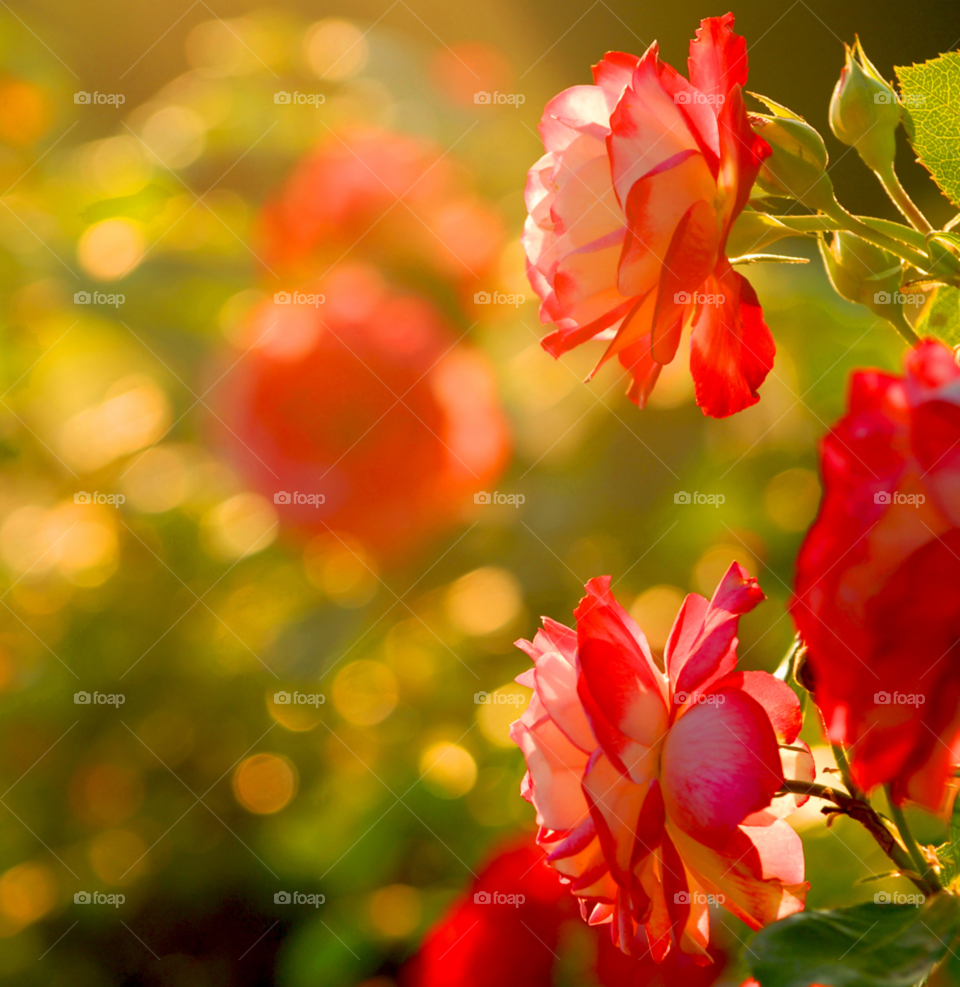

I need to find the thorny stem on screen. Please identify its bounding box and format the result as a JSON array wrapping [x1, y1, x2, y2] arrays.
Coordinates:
[[886, 786, 943, 892], [778, 780, 936, 895]]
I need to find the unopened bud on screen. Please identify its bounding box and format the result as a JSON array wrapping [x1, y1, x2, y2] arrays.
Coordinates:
[[829, 39, 901, 173], [819, 231, 901, 316], [750, 95, 834, 212]]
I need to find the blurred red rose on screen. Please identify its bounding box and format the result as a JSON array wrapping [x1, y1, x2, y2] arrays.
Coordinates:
[[400, 836, 573, 987], [523, 15, 773, 417], [257, 126, 505, 288], [400, 835, 726, 987], [215, 264, 510, 557], [792, 340, 960, 809]]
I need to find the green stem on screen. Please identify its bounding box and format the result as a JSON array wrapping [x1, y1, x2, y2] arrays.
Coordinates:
[[773, 214, 929, 252], [875, 163, 933, 234], [822, 199, 933, 272], [831, 742, 865, 801], [780, 781, 934, 894], [881, 305, 921, 346], [885, 786, 943, 891]]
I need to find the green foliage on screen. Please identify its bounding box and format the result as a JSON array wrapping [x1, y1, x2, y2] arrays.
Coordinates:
[[750, 895, 960, 987], [897, 53, 960, 209], [914, 285, 960, 347]]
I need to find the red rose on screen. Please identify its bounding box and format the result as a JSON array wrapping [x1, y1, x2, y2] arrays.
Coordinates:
[[257, 126, 505, 287], [792, 340, 960, 809], [510, 566, 811, 961], [523, 15, 773, 417], [215, 264, 510, 557]]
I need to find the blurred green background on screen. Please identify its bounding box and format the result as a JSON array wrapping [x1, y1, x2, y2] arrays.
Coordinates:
[[0, 0, 957, 984]]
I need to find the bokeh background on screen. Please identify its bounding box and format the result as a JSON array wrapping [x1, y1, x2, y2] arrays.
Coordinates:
[[0, 0, 958, 984]]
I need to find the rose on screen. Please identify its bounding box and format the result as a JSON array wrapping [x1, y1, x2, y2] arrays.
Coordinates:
[[510, 563, 812, 961], [257, 126, 505, 283], [792, 340, 960, 810], [522, 15, 774, 418], [214, 264, 510, 556]]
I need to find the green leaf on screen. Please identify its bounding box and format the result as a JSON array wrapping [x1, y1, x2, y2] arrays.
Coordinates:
[[913, 284, 960, 347], [935, 795, 960, 888], [897, 54, 960, 209], [750, 895, 959, 987]]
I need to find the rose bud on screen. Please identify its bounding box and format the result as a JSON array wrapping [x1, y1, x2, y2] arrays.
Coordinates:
[[829, 39, 901, 173], [818, 231, 902, 317], [751, 98, 834, 212]]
